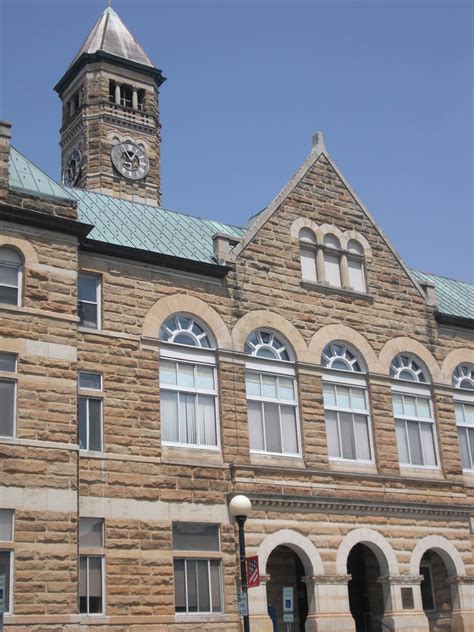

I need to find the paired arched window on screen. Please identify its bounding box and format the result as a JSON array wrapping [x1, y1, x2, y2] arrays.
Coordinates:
[[453, 363, 474, 471], [0, 247, 23, 306], [391, 354, 438, 468], [245, 329, 300, 456], [298, 230, 366, 293], [159, 314, 219, 449], [321, 343, 373, 463]]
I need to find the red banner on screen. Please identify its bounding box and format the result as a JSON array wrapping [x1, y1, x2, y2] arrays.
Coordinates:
[[246, 555, 260, 588]]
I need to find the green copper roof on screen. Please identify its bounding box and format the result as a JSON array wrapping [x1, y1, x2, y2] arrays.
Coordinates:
[[411, 270, 474, 321], [9, 147, 74, 201], [66, 187, 244, 265]]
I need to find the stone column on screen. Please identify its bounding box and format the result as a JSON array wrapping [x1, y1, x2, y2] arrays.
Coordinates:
[[447, 575, 474, 632], [378, 575, 429, 632], [248, 574, 273, 632], [115, 83, 121, 105], [340, 253, 350, 288], [316, 249, 326, 283], [308, 575, 355, 632], [132, 89, 139, 110]]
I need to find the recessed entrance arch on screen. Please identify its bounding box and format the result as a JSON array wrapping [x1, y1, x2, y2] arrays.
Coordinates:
[[266, 545, 308, 631]]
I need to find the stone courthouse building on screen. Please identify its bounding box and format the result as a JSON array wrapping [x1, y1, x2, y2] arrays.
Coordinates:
[[0, 6, 473, 632]]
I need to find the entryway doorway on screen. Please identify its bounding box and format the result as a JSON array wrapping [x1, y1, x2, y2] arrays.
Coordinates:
[[347, 543, 385, 632], [266, 544, 308, 631]]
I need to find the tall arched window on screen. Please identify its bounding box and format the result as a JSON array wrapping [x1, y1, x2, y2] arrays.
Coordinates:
[[159, 314, 219, 449], [322, 343, 373, 463], [299, 228, 317, 282], [347, 239, 366, 292], [452, 363, 474, 471], [245, 330, 300, 456], [0, 247, 23, 306], [391, 353, 438, 468], [323, 234, 342, 287]]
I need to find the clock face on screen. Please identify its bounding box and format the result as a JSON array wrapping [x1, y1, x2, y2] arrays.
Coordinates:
[[63, 148, 82, 186], [111, 142, 149, 181]]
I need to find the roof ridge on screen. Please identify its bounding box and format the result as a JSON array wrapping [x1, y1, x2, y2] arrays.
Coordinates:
[[412, 269, 474, 286]]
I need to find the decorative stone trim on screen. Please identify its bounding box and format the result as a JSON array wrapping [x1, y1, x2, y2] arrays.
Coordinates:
[[336, 528, 399, 576], [409, 535, 466, 577], [301, 280, 374, 302], [290, 217, 319, 241], [378, 337, 441, 382], [378, 575, 423, 586], [304, 575, 351, 585], [256, 528, 325, 576], [440, 348, 474, 385], [0, 234, 39, 264], [446, 576, 474, 585], [308, 323, 378, 372]]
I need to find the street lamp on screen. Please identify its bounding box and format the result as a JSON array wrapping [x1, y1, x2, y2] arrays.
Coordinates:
[[229, 494, 252, 632]]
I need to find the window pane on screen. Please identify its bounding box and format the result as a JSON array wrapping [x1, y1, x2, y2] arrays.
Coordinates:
[[161, 390, 179, 442], [0, 353, 16, 373], [177, 363, 195, 388], [160, 361, 176, 386], [300, 246, 317, 281], [174, 559, 186, 612], [78, 275, 98, 302], [0, 285, 18, 305], [79, 556, 87, 613], [88, 399, 102, 452], [416, 397, 431, 419], [351, 388, 366, 411], [324, 253, 342, 287], [263, 402, 282, 453], [407, 421, 423, 465], [354, 414, 371, 460], [88, 557, 103, 613], [197, 366, 214, 390], [79, 396, 87, 449], [248, 400, 264, 450], [325, 410, 340, 457], [0, 551, 10, 612], [392, 393, 404, 416], [186, 560, 198, 612], [198, 395, 217, 446], [79, 518, 103, 548], [340, 412, 356, 459], [323, 383, 336, 407], [280, 406, 298, 454], [464, 404, 474, 426], [348, 258, 365, 292], [246, 373, 261, 397], [179, 393, 196, 444], [172, 524, 220, 551], [396, 420, 409, 464], [210, 560, 222, 612], [336, 386, 350, 408], [0, 509, 13, 541], [420, 423, 437, 466], [79, 301, 98, 329], [79, 372, 101, 390], [261, 375, 277, 399], [404, 396, 417, 418], [279, 378, 294, 401], [454, 403, 464, 424], [174, 333, 196, 346], [458, 428, 472, 469], [0, 380, 15, 437], [197, 560, 211, 612], [0, 264, 19, 287], [468, 429, 474, 468]]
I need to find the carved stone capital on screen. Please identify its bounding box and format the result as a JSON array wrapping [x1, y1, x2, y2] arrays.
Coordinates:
[[446, 575, 474, 585], [378, 574, 424, 586]]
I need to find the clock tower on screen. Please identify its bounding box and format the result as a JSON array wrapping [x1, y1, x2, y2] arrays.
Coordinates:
[[55, 6, 165, 206]]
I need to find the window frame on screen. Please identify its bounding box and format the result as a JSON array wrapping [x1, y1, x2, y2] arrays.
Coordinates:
[[79, 555, 105, 616], [0, 509, 14, 615], [0, 248, 22, 307], [454, 391, 474, 472], [78, 395, 103, 453], [0, 353, 18, 439], [78, 273, 101, 330], [420, 562, 436, 613]]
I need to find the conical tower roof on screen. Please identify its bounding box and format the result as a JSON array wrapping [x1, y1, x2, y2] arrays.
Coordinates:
[[70, 6, 154, 68]]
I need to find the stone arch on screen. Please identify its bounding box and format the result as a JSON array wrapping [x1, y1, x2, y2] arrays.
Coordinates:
[[290, 217, 319, 241], [0, 235, 38, 265], [378, 337, 441, 383], [340, 229, 373, 261], [257, 529, 325, 577], [308, 324, 378, 372], [440, 349, 473, 386], [142, 294, 232, 349], [316, 223, 344, 246], [410, 535, 465, 577], [336, 528, 399, 576], [232, 311, 310, 362]]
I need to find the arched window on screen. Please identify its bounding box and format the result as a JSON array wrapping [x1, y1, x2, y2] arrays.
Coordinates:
[[323, 234, 342, 287], [299, 228, 317, 282], [390, 354, 438, 468], [347, 239, 366, 293], [452, 363, 474, 471], [244, 329, 300, 456], [0, 247, 23, 306], [159, 314, 219, 449], [321, 343, 373, 463]]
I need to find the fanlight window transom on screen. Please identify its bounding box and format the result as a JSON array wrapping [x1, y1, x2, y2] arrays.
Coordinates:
[[159, 315, 213, 348], [244, 330, 291, 361], [322, 343, 363, 372], [390, 354, 427, 383], [453, 363, 474, 390]]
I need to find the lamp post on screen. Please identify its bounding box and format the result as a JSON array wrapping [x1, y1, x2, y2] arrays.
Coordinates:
[[229, 494, 252, 632]]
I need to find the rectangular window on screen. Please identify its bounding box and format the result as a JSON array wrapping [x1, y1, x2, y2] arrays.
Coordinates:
[[173, 523, 222, 614], [0, 353, 17, 373], [420, 564, 435, 611], [160, 360, 218, 448], [79, 517, 104, 548], [79, 372, 102, 391], [300, 247, 317, 282], [0, 509, 13, 541], [79, 396, 103, 452], [455, 401, 474, 470], [393, 393, 437, 467], [324, 252, 342, 287], [347, 257, 366, 292], [78, 274, 100, 329], [0, 509, 13, 615], [79, 518, 104, 615], [0, 263, 20, 306], [323, 382, 372, 462], [246, 371, 299, 456], [0, 351, 16, 437]]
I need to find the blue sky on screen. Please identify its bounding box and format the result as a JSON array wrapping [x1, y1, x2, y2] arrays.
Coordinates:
[[1, 0, 472, 281]]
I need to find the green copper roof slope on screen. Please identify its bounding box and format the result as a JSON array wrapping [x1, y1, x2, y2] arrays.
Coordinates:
[[66, 187, 244, 265], [9, 147, 74, 201], [411, 270, 474, 320]]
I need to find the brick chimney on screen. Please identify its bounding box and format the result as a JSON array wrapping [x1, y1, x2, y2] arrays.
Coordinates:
[[0, 120, 12, 200]]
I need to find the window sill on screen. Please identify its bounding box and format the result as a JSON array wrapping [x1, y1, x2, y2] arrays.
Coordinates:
[[175, 613, 229, 624], [328, 459, 378, 475], [162, 444, 223, 465], [301, 280, 373, 302], [250, 451, 305, 468], [399, 465, 444, 479]]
